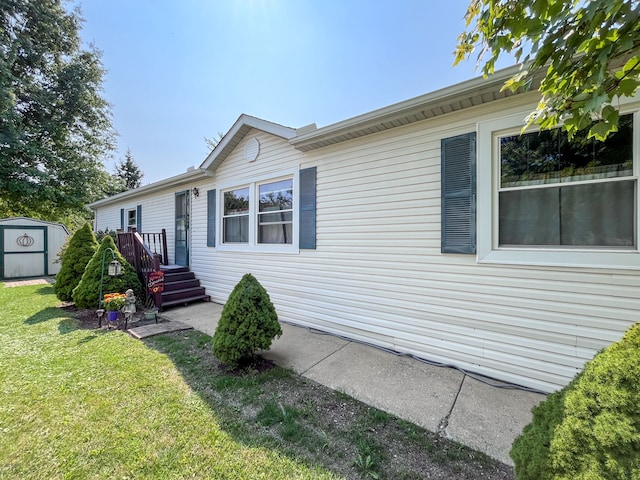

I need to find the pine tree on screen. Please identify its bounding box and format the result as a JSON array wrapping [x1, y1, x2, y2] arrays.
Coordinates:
[[54, 224, 98, 302], [72, 236, 142, 310], [114, 149, 143, 191], [212, 273, 282, 367]]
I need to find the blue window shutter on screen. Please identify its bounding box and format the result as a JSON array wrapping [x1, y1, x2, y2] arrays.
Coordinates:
[[120, 208, 124, 230], [299, 167, 316, 249], [207, 189, 216, 247], [441, 132, 476, 254], [136, 205, 142, 231]]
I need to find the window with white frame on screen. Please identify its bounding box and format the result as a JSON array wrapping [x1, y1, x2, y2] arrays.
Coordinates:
[[221, 176, 294, 247], [498, 114, 635, 248], [127, 208, 137, 227], [258, 179, 293, 244], [477, 109, 640, 269], [222, 187, 250, 243]]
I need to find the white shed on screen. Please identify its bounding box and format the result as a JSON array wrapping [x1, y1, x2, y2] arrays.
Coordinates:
[[0, 217, 69, 279]]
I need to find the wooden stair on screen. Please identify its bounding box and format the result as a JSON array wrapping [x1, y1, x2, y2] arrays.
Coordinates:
[[159, 265, 210, 310]]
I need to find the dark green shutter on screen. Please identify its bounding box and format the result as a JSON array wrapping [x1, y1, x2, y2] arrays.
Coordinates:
[[120, 208, 124, 230], [299, 167, 316, 249], [207, 189, 216, 247], [136, 205, 142, 231], [441, 132, 476, 254]]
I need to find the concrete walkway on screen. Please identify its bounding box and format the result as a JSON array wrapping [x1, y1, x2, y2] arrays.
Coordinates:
[[159, 301, 545, 466]]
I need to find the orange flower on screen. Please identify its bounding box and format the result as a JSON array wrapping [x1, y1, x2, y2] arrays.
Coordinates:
[[103, 292, 126, 311]]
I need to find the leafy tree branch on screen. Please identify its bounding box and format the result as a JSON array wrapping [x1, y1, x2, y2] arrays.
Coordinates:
[[455, 0, 640, 139]]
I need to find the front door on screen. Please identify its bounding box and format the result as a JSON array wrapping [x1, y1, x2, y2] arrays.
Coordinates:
[[175, 191, 189, 266]]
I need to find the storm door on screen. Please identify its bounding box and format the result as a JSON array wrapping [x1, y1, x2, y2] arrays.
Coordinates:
[[175, 190, 189, 266]]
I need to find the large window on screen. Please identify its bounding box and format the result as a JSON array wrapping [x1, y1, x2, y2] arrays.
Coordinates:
[[476, 108, 640, 269], [221, 176, 294, 247], [208, 167, 316, 251], [498, 114, 635, 248]]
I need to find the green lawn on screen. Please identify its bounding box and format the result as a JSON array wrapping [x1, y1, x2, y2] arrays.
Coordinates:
[[0, 283, 339, 479]]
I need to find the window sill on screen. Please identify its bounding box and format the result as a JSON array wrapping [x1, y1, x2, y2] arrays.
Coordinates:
[[477, 247, 640, 270], [215, 243, 299, 254]]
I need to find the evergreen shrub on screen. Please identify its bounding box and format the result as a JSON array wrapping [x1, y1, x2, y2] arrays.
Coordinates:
[[511, 322, 640, 480], [212, 273, 282, 367], [72, 235, 142, 310], [54, 223, 98, 302]]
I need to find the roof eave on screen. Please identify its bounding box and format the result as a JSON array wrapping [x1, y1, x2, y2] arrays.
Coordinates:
[[87, 168, 211, 209], [200, 114, 297, 172], [290, 65, 531, 152]]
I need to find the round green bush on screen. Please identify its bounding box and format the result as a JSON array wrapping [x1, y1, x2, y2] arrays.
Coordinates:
[[212, 273, 282, 367], [511, 322, 640, 480], [72, 235, 142, 310], [54, 223, 98, 302]]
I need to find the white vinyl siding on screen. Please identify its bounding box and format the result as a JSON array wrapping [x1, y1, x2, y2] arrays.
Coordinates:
[[97, 96, 640, 394], [94, 192, 177, 264], [184, 119, 640, 393]]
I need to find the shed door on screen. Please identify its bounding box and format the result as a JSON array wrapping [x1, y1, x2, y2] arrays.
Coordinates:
[[175, 191, 189, 266], [1, 226, 47, 279]]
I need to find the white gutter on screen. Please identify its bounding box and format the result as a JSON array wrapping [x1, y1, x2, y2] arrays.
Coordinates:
[[88, 167, 213, 209]]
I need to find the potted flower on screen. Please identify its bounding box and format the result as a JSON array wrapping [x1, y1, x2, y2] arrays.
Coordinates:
[[103, 293, 126, 322]]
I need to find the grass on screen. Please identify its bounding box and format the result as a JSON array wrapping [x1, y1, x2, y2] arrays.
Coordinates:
[[0, 284, 337, 479], [0, 283, 513, 480]]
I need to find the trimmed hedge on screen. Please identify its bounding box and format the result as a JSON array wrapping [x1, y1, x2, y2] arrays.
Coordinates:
[[72, 236, 142, 310], [511, 322, 640, 480], [212, 273, 282, 367], [54, 224, 98, 302]]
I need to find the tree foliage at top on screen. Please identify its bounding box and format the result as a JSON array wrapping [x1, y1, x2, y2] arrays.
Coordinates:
[[0, 0, 116, 222], [204, 132, 225, 152], [113, 148, 143, 191], [455, 0, 640, 140]]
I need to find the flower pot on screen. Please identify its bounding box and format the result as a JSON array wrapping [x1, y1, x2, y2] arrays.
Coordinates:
[[106, 310, 119, 322]]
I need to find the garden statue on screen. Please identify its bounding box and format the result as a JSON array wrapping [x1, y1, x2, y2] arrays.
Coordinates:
[[122, 289, 136, 326]]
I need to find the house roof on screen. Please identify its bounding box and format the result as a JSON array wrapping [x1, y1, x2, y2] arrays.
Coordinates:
[[87, 167, 210, 208], [199, 114, 297, 171], [290, 64, 528, 152]]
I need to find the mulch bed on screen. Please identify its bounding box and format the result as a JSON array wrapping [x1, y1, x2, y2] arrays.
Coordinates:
[[60, 303, 160, 330]]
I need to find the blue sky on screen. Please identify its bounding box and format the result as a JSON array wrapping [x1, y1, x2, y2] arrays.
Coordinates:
[[74, 0, 513, 184]]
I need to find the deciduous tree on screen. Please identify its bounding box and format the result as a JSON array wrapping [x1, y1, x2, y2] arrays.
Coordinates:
[[0, 0, 116, 221], [455, 0, 640, 139]]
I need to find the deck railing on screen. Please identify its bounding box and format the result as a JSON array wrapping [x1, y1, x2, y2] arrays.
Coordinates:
[[116, 228, 167, 306], [140, 229, 169, 266]]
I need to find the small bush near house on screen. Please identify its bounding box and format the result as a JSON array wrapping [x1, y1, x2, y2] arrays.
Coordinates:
[[54, 223, 98, 302], [510, 322, 640, 480], [72, 235, 142, 310], [212, 273, 282, 368]]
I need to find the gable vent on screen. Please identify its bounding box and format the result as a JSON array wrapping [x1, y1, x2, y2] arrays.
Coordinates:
[[245, 137, 260, 162]]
